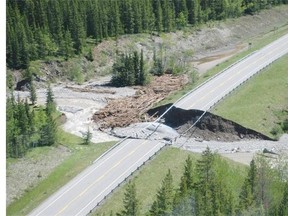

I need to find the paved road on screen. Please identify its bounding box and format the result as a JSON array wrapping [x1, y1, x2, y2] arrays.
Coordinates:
[[175, 34, 288, 111], [29, 34, 288, 216], [28, 139, 165, 216]]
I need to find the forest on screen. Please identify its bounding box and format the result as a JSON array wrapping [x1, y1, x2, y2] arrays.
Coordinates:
[[6, 0, 288, 70], [115, 148, 288, 216]]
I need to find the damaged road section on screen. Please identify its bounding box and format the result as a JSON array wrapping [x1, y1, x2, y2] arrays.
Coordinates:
[[148, 104, 273, 142]]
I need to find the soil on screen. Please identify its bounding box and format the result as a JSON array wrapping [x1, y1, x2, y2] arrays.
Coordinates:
[[148, 104, 273, 142], [8, 6, 288, 207]]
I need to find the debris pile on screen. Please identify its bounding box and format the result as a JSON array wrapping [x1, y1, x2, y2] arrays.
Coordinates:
[[93, 74, 188, 129]]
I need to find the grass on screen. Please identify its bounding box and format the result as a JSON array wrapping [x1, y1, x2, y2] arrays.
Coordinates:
[[7, 129, 116, 216], [213, 54, 288, 138], [93, 147, 247, 216], [157, 23, 288, 106]]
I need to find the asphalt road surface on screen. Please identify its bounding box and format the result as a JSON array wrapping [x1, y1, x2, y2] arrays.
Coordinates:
[[28, 139, 165, 216], [175, 34, 288, 111], [29, 34, 288, 216]]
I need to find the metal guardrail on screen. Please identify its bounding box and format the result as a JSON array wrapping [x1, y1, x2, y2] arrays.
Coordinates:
[[90, 35, 288, 213], [92, 50, 259, 164], [89, 143, 168, 215], [178, 44, 288, 146]]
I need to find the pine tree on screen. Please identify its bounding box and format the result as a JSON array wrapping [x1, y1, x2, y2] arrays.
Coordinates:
[[183, 156, 194, 192], [195, 147, 215, 216], [133, 51, 140, 85], [82, 128, 92, 145], [154, 0, 163, 33], [139, 49, 146, 85], [238, 159, 257, 212], [30, 80, 37, 105], [155, 169, 174, 215], [118, 181, 139, 216], [39, 114, 57, 146], [46, 84, 56, 116]]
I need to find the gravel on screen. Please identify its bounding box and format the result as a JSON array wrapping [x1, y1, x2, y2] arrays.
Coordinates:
[[173, 134, 288, 165]]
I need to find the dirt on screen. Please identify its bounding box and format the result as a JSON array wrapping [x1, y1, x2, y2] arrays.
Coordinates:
[[148, 104, 273, 142], [8, 6, 288, 206]]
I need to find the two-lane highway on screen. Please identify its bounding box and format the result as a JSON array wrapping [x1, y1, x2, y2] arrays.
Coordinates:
[[28, 139, 165, 216], [28, 34, 288, 216], [176, 34, 288, 110]]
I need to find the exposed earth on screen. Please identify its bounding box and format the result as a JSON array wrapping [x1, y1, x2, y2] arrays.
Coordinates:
[[7, 6, 288, 207]]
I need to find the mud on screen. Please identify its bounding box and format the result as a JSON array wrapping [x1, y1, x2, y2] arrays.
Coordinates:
[[148, 104, 273, 142]]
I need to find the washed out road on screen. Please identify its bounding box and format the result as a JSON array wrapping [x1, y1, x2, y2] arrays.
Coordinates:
[[28, 34, 288, 216]]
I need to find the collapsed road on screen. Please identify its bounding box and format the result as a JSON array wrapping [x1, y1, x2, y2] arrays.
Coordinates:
[[28, 34, 288, 216]]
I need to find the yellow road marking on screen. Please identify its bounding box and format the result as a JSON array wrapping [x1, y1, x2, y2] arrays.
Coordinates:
[[55, 140, 148, 216], [187, 43, 285, 110]]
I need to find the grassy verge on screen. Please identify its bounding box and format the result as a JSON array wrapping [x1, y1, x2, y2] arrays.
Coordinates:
[[93, 147, 247, 216], [213, 54, 288, 139], [157, 23, 288, 106], [7, 129, 116, 216]]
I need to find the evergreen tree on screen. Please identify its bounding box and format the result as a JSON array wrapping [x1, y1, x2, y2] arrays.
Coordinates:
[[82, 128, 92, 145], [61, 30, 74, 60], [133, 51, 140, 85], [39, 114, 57, 146], [117, 181, 139, 216], [139, 49, 146, 85], [154, 0, 163, 33], [195, 147, 215, 216], [151, 169, 174, 215], [45, 84, 56, 116], [238, 159, 257, 212], [30, 79, 37, 105]]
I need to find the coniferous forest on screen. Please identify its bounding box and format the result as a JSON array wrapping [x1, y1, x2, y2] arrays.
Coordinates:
[[7, 0, 288, 70], [116, 149, 288, 216]]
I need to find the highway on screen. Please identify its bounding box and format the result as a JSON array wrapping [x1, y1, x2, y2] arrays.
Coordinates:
[[28, 34, 288, 216], [28, 139, 165, 216], [175, 34, 288, 110]]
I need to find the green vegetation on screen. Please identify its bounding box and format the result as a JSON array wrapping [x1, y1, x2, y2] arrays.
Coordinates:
[[111, 50, 147, 87], [96, 148, 287, 215], [213, 54, 288, 139], [7, 130, 116, 216], [94, 147, 247, 215], [157, 23, 288, 107], [7, 0, 287, 70], [6, 84, 58, 158]]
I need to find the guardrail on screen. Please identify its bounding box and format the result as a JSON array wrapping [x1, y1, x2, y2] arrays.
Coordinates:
[[92, 49, 262, 165], [90, 35, 288, 213], [178, 41, 288, 146], [89, 143, 168, 215]]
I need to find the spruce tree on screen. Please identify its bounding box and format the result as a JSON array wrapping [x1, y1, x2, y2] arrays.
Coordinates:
[[154, 169, 174, 215], [118, 181, 139, 216], [46, 84, 56, 116], [82, 128, 92, 145], [30, 80, 37, 105], [195, 147, 215, 216], [139, 49, 146, 85], [39, 114, 57, 146], [238, 159, 257, 212]]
